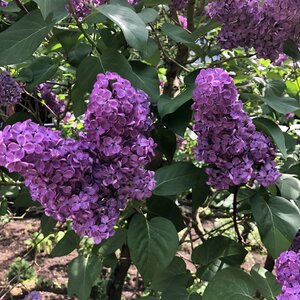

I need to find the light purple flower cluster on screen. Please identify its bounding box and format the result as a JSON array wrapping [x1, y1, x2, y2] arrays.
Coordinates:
[[192, 68, 280, 190], [36, 83, 65, 116], [0, 0, 8, 8], [207, 0, 300, 61], [0, 72, 155, 244], [275, 249, 300, 300], [24, 291, 42, 300], [0, 71, 22, 106]]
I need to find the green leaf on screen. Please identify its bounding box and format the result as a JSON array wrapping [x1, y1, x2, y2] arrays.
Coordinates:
[[0, 10, 54, 65], [33, 0, 68, 21], [96, 4, 148, 51], [5, 112, 36, 125], [53, 28, 81, 53], [158, 87, 193, 118], [52, 230, 80, 257], [163, 101, 192, 136], [128, 214, 179, 281], [154, 127, 177, 161], [250, 264, 281, 300], [264, 79, 285, 96], [101, 51, 159, 101], [250, 193, 300, 257], [147, 196, 185, 232], [162, 23, 193, 43], [253, 117, 287, 158], [203, 267, 257, 300], [41, 215, 57, 237], [192, 236, 247, 266], [262, 93, 300, 114], [161, 276, 200, 300], [283, 39, 300, 60], [276, 174, 300, 200], [143, 0, 171, 6], [95, 228, 127, 256], [68, 255, 102, 300], [196, 259, 226, 282], [72, 56, 103, 116], [151, 256, 188, 291], [154, 162, 204, 196], [138, 8, 158, 23], [14, 188, 39, 208], [22, 57, 58, 91], [192, 172, 210, 211]]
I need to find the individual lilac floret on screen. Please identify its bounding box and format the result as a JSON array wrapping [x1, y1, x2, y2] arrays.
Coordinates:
[[178, 15, 187, 29], [24, 291, 42, 300], [36, 83, 65, 116], [192, 68, 280, 190], [207, 0, 300, 61], [0, 71, 22, 106]]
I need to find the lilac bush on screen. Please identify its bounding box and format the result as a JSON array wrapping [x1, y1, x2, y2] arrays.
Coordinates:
[[192, 68, 280, 190], [0, 71, 22, 106]]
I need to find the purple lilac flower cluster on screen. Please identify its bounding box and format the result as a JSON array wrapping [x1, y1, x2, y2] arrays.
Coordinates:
[[207, 0, 300, 61], [67, 0, 107, 21], [0, 72, 155, 244], [192, 68, 280, 190], [36, 83, 65, 116], [0, 0, 7, 7], [0, 71, 22, 106], [24, 291, 42, 300], [275, 232, 300, 300]]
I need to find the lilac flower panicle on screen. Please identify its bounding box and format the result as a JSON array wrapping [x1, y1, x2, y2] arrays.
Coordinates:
[[192, 68, 280, 190], [275, 250, 300, 299], [207, 0, 300, 61], [0, 71, 22, 106], [0, 72, 155, 244], [24, 291, 42, 300], [36, 83, 65, 115]]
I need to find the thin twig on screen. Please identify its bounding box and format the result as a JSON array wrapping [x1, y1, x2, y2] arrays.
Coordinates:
[[233, 187, 243, 244], [14, 0, 29, 13]]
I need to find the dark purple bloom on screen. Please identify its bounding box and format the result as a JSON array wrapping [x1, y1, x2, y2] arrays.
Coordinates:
[[192, 68, 280, 190], [0, 71, 22, 106]]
